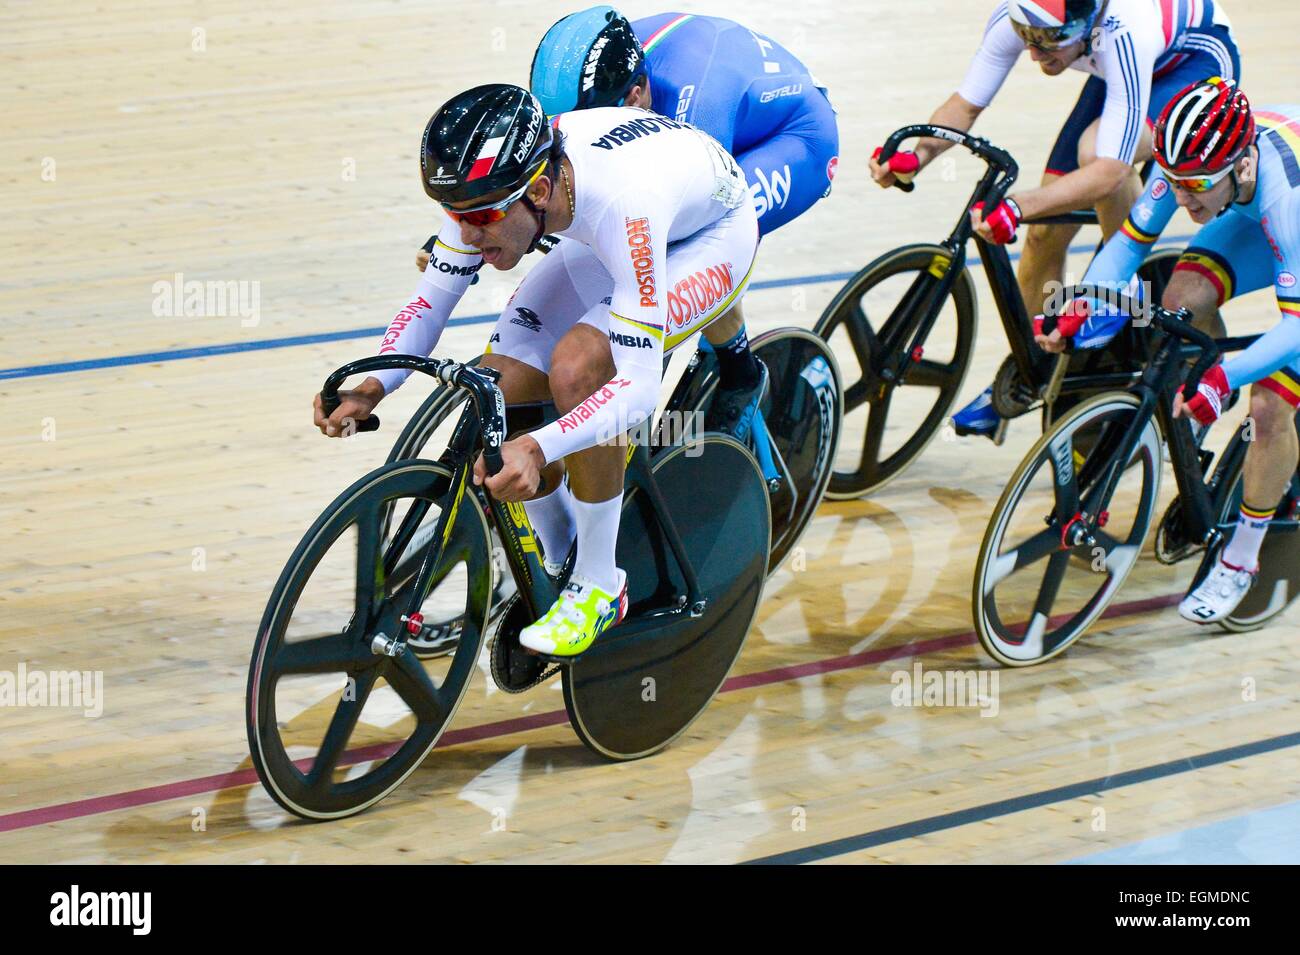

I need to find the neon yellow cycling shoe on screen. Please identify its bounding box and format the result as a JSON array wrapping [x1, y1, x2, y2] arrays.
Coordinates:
[[518, 570, 628, 657]]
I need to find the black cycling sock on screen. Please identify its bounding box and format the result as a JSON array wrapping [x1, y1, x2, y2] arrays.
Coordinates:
[[712, 327, 761, 390]]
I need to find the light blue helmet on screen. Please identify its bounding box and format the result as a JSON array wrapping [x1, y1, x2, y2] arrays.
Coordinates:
[[530, 6, 646, 116]]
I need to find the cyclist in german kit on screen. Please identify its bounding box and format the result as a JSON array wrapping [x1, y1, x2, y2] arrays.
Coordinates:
[[870, 0, 1241, 438], [1035, 78, 1300, 622], [314, 85, 757, 656]]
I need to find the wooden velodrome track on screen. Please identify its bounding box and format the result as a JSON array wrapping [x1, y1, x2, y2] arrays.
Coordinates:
[[4, 0, 1300, 864]]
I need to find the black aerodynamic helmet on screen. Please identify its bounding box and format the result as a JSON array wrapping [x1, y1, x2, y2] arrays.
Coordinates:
[[530, 6, 646, 116], [420, 83, 554, 206]]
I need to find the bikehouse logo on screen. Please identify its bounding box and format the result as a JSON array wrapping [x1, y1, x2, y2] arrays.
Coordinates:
[[0, 662, 103, 717], [890, 662, 999, 718], [152, 272, 260, 328], [50, 886, 151, 935]]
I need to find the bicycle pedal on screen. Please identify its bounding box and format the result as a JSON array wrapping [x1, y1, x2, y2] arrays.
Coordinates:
[[992, 418, 1010, 446]]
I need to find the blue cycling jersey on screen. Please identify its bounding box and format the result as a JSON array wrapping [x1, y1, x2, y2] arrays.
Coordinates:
[[1075, 105, 1300, 400], [633, 13, 823, 154], [631, 13, 839, 234]]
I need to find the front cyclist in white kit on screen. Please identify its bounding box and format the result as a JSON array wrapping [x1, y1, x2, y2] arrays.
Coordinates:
[[314, 84, 757, 657]]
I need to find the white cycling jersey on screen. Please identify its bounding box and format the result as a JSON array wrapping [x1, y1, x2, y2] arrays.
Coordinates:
[[957, 0, 1234, 165], [371, 106, 753, 464]]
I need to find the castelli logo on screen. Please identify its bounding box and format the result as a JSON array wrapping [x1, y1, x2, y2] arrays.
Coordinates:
[[1279, 272, 1297, 289], [827, 156, 838, 181], [1151, 179, 1169, 200]]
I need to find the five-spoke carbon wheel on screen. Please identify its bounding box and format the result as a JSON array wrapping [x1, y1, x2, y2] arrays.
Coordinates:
[[246, 461, 493, 819], [813, 243, 977, 498]]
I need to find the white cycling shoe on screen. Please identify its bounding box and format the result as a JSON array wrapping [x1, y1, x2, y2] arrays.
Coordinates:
[[1178, 556, 1257, 623]]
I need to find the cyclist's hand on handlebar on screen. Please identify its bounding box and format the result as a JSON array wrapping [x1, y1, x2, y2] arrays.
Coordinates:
[[1033, 299, 1091, 354], [971, 198, 1022, 244], [314, 378, 383, 437], [869, 147, 920, 188], [1175, 363, 1231, 425], [473, 435, 545, 501]]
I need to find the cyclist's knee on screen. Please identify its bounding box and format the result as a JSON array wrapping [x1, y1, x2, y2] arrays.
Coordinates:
[[480, 352, 551, 404], [1021, 223, 1072, 258], [1248, 386, 1294, 437], [548, 327, 615, 411], [1161, 269, 1220, 324]]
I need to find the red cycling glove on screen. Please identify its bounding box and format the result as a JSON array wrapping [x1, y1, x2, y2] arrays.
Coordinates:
[[1033, 298, 1091, 340], [1184, 364, 1232, 425], [972, 197, 1022, 244], [872, 146, 920, 182]]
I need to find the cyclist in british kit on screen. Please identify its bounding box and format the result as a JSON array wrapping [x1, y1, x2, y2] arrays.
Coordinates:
[[868, 0, 1241, 438], [313, 84, 758, 656], [414, 6, 839, 442], [1034, 78, 1300, 623]]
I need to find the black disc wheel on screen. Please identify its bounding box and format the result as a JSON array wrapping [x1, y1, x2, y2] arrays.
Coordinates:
[[973, 393, 1162, 666], [813, 243, 977, 498], [246, 460, 493, 819], [674, 328, 842, 574], [563, 435, 770, 759]]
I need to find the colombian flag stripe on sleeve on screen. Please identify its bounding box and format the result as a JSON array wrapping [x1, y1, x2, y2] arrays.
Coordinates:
[[611, 312, 664, 341]]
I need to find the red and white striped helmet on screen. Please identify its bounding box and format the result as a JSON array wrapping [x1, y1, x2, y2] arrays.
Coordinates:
[[1154, 77, 1256, 175], [1007, 0, 1102, 49]]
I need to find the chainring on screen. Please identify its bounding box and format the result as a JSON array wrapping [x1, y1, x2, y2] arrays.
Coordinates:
[[1154, 494, 1202, 565], [488, 595, 561, 693], [991, 355, 1040, 419]]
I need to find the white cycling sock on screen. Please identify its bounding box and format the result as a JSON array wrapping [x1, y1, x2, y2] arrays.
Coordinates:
[[1222, 501, 1275, 571], [571, 493, 623, 594], [523, 481, 576, 568]]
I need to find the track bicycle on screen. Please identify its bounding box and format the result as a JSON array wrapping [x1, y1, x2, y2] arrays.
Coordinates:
[[246, 355, 771, 819], [814, 124, 1180, 498], [973, 290, 1300, 666]]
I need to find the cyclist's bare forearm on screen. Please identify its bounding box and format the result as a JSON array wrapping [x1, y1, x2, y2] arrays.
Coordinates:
[[914, 93, 983, 167], [1012, 158, 1131, 221]]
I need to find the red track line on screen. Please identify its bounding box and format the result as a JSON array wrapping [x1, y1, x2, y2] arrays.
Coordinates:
[[0, 591, 1179, 834]]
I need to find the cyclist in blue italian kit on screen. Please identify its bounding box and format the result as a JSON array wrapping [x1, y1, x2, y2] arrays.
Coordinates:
[[1034, 78, 1300, 623]]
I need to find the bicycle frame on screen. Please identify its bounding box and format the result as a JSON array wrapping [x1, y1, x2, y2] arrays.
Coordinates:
[[321, 355, 708, 642], [874, 124, 1157, 405], [1054, 299, 1262, 549]]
